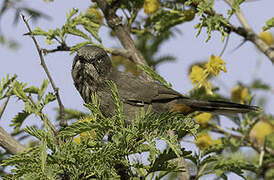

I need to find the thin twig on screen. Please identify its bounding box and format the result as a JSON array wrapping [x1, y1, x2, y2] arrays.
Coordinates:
[[42, 45, 70, 55], [0, 0, 9, 18], [21, 14, 66, 128], [105, 48, 133, 60], [0, 96, 10, 119], [223, 0, 251, 30], [210, 124, 274, 156], [41, 45, 135, 64]]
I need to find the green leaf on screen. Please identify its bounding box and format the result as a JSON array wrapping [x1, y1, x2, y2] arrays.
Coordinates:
[[66, 8, 79, 20], [138, 65, 172, 88], [63, 25, 91, 40], [24, 126, 46, 140], [43, 92, 56, 105], [30, 8, 102, 52], [162, 134, 182, 158], [41, 138, 47, 174], [38, 79, 48, 101], [0, 74, 17, 99], [266, 132, 274, 150], [24, 101, 33, 113], [250, 79, 270, 90], [12, 81, 28, 102], [263, 17, 274, 31], [11, 111, 31, 132], [106, 80, 123, 120], [24, 86, 40, 94], [58, 121, 97, 138], [70, 41, 91, 54], [55, 108, 88, 121], [31, 27, 50, 36]]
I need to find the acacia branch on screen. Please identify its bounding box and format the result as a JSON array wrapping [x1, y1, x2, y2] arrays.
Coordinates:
[[223, 0, 274, 64], [93, 0, 152, 80], [211, 124, 274, 156], [0, 126, 25, 154], [40, 44, 134, 64], [105, 48, 133, 60], [21, 14, 67, 128], [0, 97, 25, 154]]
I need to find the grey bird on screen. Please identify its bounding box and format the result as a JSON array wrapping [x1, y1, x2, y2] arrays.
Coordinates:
[[71, 45, 259, 121]]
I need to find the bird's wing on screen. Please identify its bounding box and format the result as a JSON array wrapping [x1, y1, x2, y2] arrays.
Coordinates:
[[108, 70, 259, 115], [109, 70, 183, 105]]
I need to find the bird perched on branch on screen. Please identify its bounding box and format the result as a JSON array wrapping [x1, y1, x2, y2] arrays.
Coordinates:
[[72, 45, 259, 121]]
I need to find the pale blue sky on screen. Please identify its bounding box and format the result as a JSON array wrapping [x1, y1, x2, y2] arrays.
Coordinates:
[[0, 0, 273, 179]]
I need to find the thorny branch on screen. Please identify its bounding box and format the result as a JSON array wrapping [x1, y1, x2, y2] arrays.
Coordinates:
[[0, 97, 25, 154], [93, 0, 152, 81], [210, 123, 274, 156], [41, 45, 134, 62], [0, 126, 25, 154], [223, 0, 274, 64], [21, 14, 67, 128], [190, 1, 274, 64]]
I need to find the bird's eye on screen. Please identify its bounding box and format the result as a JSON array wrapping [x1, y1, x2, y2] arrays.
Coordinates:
[[78, 56, 86, 63]]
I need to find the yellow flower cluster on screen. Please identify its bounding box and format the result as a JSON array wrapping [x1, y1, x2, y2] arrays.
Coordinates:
[[85, 7, 104, 25], [195, 132, 222, 150], [259, 31, 274, 46], [189, 55, 226, 94], [231, 85, 250, 103], [143, 0, 160, 14], [194, 112, 212, 127], [250, 120, 274, 146], [206, 55, 227, 76], [73, 117, 95, 144]]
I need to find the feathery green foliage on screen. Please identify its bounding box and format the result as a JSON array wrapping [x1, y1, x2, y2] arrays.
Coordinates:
[[1, 0, 274, 179], [30, 8, 101, 53], [10, 79, 56, 133], [2, 82, 198, 179], [263, 17, 274, 31]]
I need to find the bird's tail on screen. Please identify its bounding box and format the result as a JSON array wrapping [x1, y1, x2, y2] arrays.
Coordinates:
[[175, 98, 260, 116]]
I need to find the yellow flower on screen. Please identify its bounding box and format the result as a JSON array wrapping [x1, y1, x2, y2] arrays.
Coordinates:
[[231, 85, 249, 103], [195, 132, 214, 150], [143, 0, 160, 14], [205, 55, 227, 76], [85, 7, 104, 25], [194, 113, 212, 127], [189, 65, 212, 94], [250, 120, 274, 146], [189, 65, 206, 84], [73, 117, 95, 144], [259, 31, 273, 46], [74, 136, 81, 144]]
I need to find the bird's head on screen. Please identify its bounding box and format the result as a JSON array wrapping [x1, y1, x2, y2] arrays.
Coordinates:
[[72, 45, 113, 103], [74, 45, 113, 76]]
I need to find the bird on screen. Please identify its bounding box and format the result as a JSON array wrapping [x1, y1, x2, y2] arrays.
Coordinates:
[[71, 45, 259, 121]]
